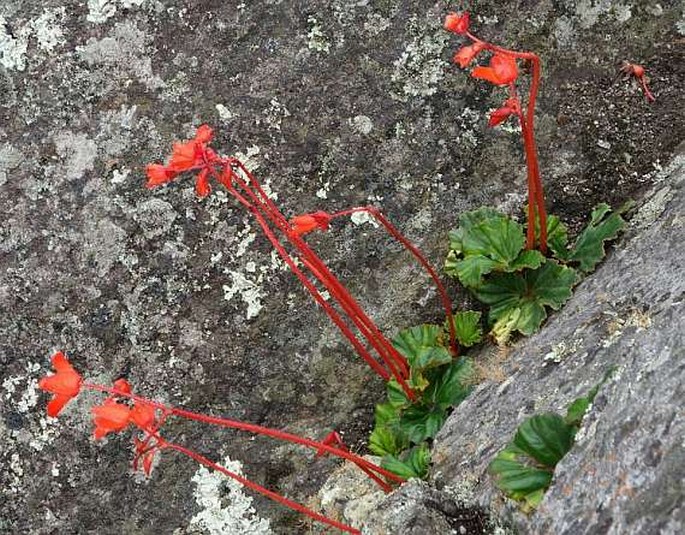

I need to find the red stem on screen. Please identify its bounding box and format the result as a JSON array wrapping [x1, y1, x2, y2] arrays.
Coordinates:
[[639, 76, 655, 102], [222, 181, 395, 383], [224, 166, 414, 395], [84, 383, 403, 486], [330, 206, 458, 354], [466, 31, 548, 252], [162, 440, 361, 534]]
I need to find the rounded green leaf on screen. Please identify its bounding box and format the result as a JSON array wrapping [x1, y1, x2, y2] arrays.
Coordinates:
[[512, 413, 575, 467]]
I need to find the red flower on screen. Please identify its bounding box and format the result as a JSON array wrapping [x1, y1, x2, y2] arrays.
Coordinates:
[[146, 125, 217, 196], [444, 12, 470, 35], [38, 351, 83, 417], [195, 168, 211, 198], [472, 54, 518, 86], [620, 61, 655, 102], [92, 399, 131, 440], [453, 43, 484, 69], [145, 164, 177, 189], [488, 98, 521, 127], [168, 125, 214, 172], [289, 211, 332, 236], [130, 401, 156, 430]]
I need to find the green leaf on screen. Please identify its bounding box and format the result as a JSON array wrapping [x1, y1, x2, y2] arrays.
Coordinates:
[[387, 379, 411, 409], [398, 405, 446, 443], [461, 217, 525, 262], [490, 446, 553, 499], [447, 254, 501, 288], [546, 215, 570, 261], [490, 413, 578, 510], [512, 413, 575, 467], [375, 402, 400, 427], [391, 325, 444, 367], [426, 357, 474, 409], [509, 250, 546, 271], [446, 209, 528, 288], [448, 207, 503, 252], [392, 325, 451, 393], [381, 443, 431, 479], [474, 261, 578, 339], [369, 425, 404, 456], [450, 311, 483, 347], [569, 203, 628, 272], [411, 346, 453, 372]]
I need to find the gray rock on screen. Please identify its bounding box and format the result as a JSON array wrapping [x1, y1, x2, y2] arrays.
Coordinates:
[[430, 149, 685, 534], [363, 480, 489, 535], [0, 0, 684, 533]]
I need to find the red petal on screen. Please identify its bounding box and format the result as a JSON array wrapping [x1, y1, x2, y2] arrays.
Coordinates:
[[471, 66, 500, 85], [290, 215, 319, 236], [146, 164, 175, 188], [46, 394, 70, 417], [142, 451, 155, 475], [472, 55, 518, 86], [169, 141, 197, 171], [51, 351, 71, 372], [130, 403, 156, 429], [195, 169, 211, 198], [195, 125, 213, 144], [488, 107, 514, 127], [454, 44, 483, 69], [112, 378, 132, 395], [444, 12, 469, 34], [490, 54, 518, 85]]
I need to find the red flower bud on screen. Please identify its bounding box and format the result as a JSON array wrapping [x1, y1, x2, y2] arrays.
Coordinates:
[[453, 43, 484, 69], [444, 12, 470, 35], [290, 211, 332, 236]]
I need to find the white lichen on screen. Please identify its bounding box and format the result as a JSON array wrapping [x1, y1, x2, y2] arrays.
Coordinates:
[[262, 98, 291, 131], [234, 145, 262, 172], [189, 456, 272, 535], [222, 271, 265, 319], [215, 103, 235, 121], [31, 7, 66, 53], [78, 21, 164, 90], [87, 0, 146, 24], [307, 16, 330, 53], [350, 211, 379, 228], [0, 16, 30, 71], [391, 19, 448, 100], [349, 115, 374, 135], [0, 143, 22, 187], [53, 131, 98, 181]]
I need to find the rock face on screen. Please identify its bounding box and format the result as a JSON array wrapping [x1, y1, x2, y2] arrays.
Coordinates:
[[1, 1, 684, 534], [361, 149, 683, 534]]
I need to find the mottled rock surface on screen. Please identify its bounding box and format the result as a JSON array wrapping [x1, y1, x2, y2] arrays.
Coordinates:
[[429, 149, 685, 534], [1, 1, 684, 534]]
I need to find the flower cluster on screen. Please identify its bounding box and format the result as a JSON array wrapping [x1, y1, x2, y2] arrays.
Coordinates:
[[445, 10, 548, 252], [39, 351, 406, 533], [145, 125, 460, 401], [146, 124, 218, 197]]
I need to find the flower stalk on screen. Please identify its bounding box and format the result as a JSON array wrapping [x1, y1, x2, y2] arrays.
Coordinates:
[[39, 352, 405, 533], [445, 11, 549, 252], [145, 126, 459, 399]]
